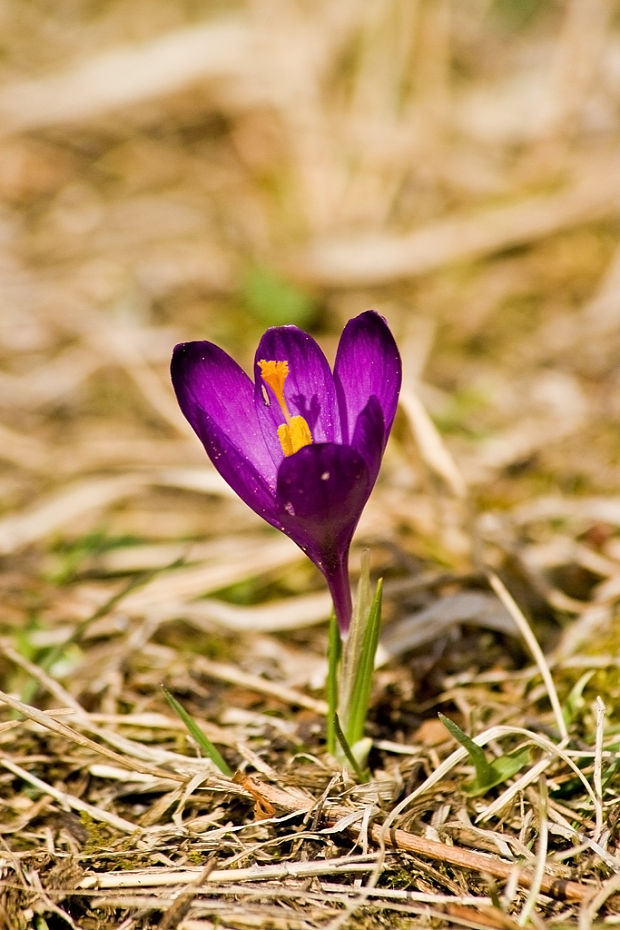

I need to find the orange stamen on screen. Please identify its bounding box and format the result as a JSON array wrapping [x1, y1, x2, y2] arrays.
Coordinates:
[[258, 360, 292, 423], [258, 359, 313, 457]]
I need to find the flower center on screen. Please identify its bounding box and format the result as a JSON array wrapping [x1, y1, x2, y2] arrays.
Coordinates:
[[258, 359, 313, 457]]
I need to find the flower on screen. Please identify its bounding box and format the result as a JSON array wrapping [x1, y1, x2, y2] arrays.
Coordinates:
[[170, 310, 401, 634]]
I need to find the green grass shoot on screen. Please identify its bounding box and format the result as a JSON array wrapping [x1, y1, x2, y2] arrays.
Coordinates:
[[439, 713, 531, 796], [162, 685, 233, 777]]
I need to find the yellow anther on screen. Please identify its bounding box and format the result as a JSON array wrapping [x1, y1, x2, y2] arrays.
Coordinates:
[[278, 416, 313, 457], [259, 358, 313, 457]]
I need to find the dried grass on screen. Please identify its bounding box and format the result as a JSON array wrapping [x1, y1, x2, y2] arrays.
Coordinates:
[[1, 1, 619, 927]]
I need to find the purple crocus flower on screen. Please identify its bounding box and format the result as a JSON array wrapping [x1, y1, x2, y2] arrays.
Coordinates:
[[171, 310, 401, 635]]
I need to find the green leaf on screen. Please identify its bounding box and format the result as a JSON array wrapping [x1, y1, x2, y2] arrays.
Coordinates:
[[162, 685, 233, 777], [602, 750, 620, 791], [439, 714, 494, 782], [345, 578, 383, 749], [439, 714, 530, 796], [335, 550, 383, 768], [333, 714, 367, 782], [326, 610, 341, 756], [563, 670, 596, 727]]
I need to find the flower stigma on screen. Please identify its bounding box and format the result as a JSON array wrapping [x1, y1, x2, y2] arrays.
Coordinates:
[[258, 359, 313, 457]]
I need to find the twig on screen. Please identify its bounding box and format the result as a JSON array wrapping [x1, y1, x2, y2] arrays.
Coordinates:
[[232, 777, 598, 904], [158, 857, 218, 930], [79, 854, 379, 889]]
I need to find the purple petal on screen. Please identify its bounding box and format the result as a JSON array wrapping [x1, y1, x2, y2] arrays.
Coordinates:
[[350, 395, 385, 485], [334, 310, 401, 446], [253, 326, 341, 466], [171, 341, 282, 526], [275, 442, 371, 632]]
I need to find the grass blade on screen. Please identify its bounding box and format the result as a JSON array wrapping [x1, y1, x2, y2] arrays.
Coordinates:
[[333, 714, 366, 782], [326, 610, 341, 756], [346, 578, 383, 748], [440, 713, 530, 796], [162, 685, 233, 777]]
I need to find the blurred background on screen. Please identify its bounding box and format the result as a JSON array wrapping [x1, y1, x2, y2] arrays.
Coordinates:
[[1, 0, 620, 693]]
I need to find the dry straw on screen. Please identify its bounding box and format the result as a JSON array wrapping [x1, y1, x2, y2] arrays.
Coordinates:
[[1, 1, 619, 927]]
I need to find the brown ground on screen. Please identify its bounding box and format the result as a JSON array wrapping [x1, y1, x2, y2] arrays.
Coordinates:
[[1, 2, 619, 928]]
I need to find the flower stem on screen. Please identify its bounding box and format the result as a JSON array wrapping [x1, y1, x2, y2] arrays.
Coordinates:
[[324, 552, 353, 636]]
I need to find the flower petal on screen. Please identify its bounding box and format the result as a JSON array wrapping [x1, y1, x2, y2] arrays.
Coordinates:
[[275, 443, 370, 544], [350, 395, 386, 486], [253, 326, 341, 466], [334, 310, 401, 445], [275, 442, 371, 632], [171, 341, 281, 525]]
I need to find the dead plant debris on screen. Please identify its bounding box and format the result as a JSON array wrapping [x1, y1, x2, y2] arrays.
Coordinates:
[[1, 1, 620, 927]]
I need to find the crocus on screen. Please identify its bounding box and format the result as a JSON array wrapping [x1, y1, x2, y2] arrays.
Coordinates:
[[171, 310, 401, 635]]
